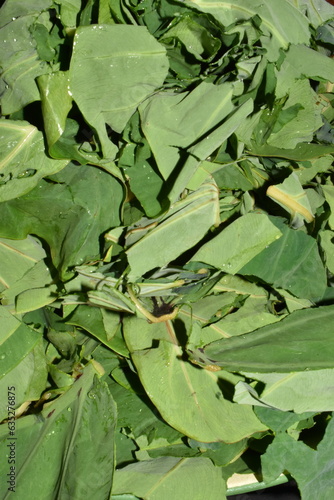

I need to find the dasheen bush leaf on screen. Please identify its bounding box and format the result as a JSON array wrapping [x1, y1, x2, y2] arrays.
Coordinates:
[[0, 164, 123, 280], [0, 0, 334, 497], [126, 181, 220, 279], [0, 306, 47, 420], [69, 25, 168, 158], [183, 0, 310, 60], [234, 368, 334, 413], [123, 317, 267, 443], [240, 218, 327, 300], [0, 120, 68, 201], [262, 416, 334, 500], [0, 235, 46, 293], [113, 456, 227, 500], [191, 213, 282, 273], [0, 362, 116, 500], [189, 305, 334, 373], [139, 81, 235, 180], [0, 8, 51, 114]]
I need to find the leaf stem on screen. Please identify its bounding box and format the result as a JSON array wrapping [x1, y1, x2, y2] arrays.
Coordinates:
[[127, 285, 179, 323]]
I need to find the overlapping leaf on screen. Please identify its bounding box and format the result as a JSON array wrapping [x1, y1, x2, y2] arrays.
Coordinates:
[[126, 181, 220, 279], [188, 305, 334, 373], [69, 24, 169, 158], [0, 362, 116, 500], [0, 0, 334, 498]]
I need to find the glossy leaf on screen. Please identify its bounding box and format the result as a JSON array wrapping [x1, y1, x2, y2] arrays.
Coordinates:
[[1, 0, 334, 497], [0, 6, 52, 114], [139, 81, 235, 180], [0, 164, 123, 280], [0, 236, 46, 294], [1, 260, 55, 312], [0, 120, 68, 201], [248, 142, 334, 161]]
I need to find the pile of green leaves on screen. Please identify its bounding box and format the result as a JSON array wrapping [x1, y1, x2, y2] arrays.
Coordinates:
[[1, 0, 334, 498]]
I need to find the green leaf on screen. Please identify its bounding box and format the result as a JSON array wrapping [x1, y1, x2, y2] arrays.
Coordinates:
[[248, 143, 334, 161], [15, 285, 58, 313], [0, 0, 53, 23], [110, 379, 181, 442], [254, 406, 315, 433], [0, 335, 47, 421], [65, 304, 122, 348], [202, 295, 283, 340], [191, 212, 282, 273], [0, 7, 52, 114], [0, 362, 116, 500], [1, 0, 334, 495], [320, 230, 334, 274], [278, 44, 334, 88], [139, 82, 254, 200], [126, 181, 220, 280], [188, 438, 248, 467], [113, 456, 227, 500], [234, 368, 334, 413], [168, 99, 254, 201], [0, 306, 47, 420], [0, 235, 46, 293], [189, 305, 334, 373], [0, 306, 42, 379], [1, 260, 55, 312], [54, 0, 82, 28], [124, 317, 267, 443], [0, 120, 68, 201], [322, 185, 334, 230], [69, 24, 168, 158], [262, 416, 334, 500], [240, 219, 327, 300], [290, 0, 334, 27], [266, 172, 314, 225], [120, 140, 165, 217], [37, 72, 78, 159], [183, 0, 310, 60], [0, 164, 123, 280], [212, 162, 254, 191], [139, 81, 235, 180], [160, 14, 221, 62], [266, 80, 322, 148], [296, 157, 334, 185]]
